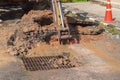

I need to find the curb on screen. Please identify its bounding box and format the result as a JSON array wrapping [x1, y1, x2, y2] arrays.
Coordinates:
[[92, 0, 120, 9]]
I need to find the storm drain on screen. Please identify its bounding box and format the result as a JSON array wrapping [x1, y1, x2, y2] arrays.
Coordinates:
[[22, 56, 76, 71]]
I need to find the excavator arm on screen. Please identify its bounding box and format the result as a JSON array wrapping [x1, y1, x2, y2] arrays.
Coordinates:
[[52, 0, 71, 44]]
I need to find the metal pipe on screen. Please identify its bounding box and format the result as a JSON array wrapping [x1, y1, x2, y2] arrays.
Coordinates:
[[52, 0, 57, 23], [58, 0, 65, 28]]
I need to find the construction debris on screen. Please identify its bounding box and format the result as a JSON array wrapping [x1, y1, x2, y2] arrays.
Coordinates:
[[77, 25, 104, 35], [7, 9, 104, 56], [7, 10, 58, 56]]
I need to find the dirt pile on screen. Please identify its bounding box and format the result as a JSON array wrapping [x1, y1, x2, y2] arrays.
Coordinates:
[[7, 10, 57, 56], [6, 10, 104, 56], [20, 10, 54, 32]]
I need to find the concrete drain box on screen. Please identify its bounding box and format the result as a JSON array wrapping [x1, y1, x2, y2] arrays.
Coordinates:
[[22, 56, 76, 71]]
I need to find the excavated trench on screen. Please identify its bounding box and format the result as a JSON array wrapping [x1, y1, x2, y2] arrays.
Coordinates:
[[4, 9, 105, 71], [34, 16, 53, 26], [6, 9, 104, 56]]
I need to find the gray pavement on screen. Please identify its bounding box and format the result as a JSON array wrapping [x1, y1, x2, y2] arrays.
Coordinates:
[[1, 44, 120, 80], [94, 0, 120, 9], [64, 2, 120, 24]]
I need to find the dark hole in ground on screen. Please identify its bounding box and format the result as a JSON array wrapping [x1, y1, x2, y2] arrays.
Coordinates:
[[0, 10, 24, 21], [34, 16, 53, 26]]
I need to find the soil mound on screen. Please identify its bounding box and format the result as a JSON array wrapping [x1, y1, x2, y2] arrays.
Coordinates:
[[7, 10, 104, 56], [7, 10, 57, 56]]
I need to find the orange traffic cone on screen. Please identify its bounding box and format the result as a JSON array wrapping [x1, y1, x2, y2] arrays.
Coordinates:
[[104, 0, 113, 22]]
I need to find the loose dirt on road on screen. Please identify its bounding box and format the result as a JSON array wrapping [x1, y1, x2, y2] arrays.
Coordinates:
[[82, 41, 120, 71], [78, 29, 120, 71], [0, 9, 120, 80]]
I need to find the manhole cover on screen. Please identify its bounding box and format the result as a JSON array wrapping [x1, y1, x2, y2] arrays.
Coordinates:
[[22, 56, 76, 71]]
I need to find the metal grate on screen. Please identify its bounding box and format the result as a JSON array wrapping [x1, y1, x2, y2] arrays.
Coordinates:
[[22, 56, 75, 71]]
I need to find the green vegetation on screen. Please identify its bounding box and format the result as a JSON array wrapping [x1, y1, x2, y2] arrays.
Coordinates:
[[99, 23, 120, 35], [72, 0, 89, 2], [61, 0, 89, 3]]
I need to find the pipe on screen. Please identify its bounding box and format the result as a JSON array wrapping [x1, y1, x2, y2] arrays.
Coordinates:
[[52, 0, 57, 23], [58, 0, 65, 28]]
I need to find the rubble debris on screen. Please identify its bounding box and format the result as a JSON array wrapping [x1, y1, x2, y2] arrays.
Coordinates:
[[77, 26, 105, 35], [7, 10, 58, 56], [48, 52, 82, 68], [7, 30, 18, 46], [7, 9, 104, 56], [66, 16, 98, 27], [66, 16, 104, 36]]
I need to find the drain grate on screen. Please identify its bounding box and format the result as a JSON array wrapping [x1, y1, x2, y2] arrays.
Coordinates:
[[22, 56, 75, 71]]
